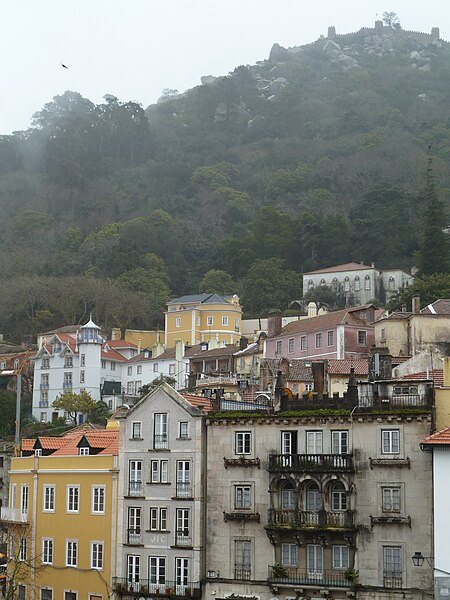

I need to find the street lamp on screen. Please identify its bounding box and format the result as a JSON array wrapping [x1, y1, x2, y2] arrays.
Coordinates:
[[412, 552, 450, 576]]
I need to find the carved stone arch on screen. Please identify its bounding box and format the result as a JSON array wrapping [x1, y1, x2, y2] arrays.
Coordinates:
[[322, 473, 351, 494], [268, 474, 296, 493], [296, 473, 322, 489]]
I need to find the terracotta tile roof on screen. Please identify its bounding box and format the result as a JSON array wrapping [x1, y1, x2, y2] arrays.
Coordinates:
[[21, 439, 35, 451], [392, 355, 412, 365], [400, 370, 444, 386], [376, 311, 412, 323], [23, 427, 119, 456], [190, 345, 236, 360], [264, 359, 313, 382], [38, 437, 69, 450], [422, 427, 450, 446], [304, 262, 372, 275], [421, 299, 450, 315], [182, 393, 213, 413], [107, 340, 137, 349], [127, 344, 202, 364], [83, 432, 119, 448], [273, 308, 372, 338], [101, 347, 128, 362], [327, 359, 369, 376]]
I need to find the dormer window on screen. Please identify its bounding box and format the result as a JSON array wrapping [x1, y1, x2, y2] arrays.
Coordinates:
[[79, 447, 89, 456], [35, 449, 42, 457]]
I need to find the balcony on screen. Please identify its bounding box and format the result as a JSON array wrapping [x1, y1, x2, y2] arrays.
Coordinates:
[[127, 528, 142, 545], [63, 382, 73, 390], [174, 530, 192, 547], [0, 508, 28, 524], [268, 566, 350, 588], [112, 578, 201, 598], [195, 374, 237, 387], [153, 435, 168, 450], [39, 401, 49, 408], [267, 509, 355, 530], [175, 482, 192, 498], [383, 573, 402, 589], [268, 454, 354, 473], [40, 383, 49, 389], [234, 567, 251, 580], [128, 481, 144, 497]]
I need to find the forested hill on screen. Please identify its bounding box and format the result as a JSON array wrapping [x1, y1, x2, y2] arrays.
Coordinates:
[[1, 20, 449, 341]]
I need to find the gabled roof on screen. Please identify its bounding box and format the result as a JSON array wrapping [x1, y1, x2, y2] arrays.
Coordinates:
[[304, 262, 372, 275], [22, 427, 119, 456], [327, 359, 369, 376], [234, 342, 260, 357], [122, 381, 207, 418], [181, 393, 213, 413], [167, 293, 234, 306], [101, 346, 128, 362], [400, 370, 444, 386], [189, 345, 236, 360], [422, 427, 450, 446], [272, 307, 373, 338], [421, 299, 450, 315], [107, 340, 138, 349], [264, 359, 313, 382], [127, 344, 202, 364]]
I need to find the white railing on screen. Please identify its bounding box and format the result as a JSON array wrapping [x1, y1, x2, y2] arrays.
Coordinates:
[[0, 508, 28, 523]]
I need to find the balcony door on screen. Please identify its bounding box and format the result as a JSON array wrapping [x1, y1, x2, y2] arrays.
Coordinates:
[[175, 557, 189, 594], [128, 507, 141, 544], [281, 431, 297, 466], [129, 461, 142, 496], [306, 431, 323, 454], [176, 461, 191, 497], [149, 557, 166, 591], [154, 413, 168, 449], [307, 544, 323, 580], [127, 555, 140, 584], [306, 483, 322, 524]]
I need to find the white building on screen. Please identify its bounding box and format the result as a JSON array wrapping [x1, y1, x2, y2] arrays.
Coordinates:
[[303, 262, 414, 306], [32, 319, 137, 423]]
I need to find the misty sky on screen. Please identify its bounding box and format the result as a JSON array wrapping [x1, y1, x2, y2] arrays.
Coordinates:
[[1, 0, 449, 134]]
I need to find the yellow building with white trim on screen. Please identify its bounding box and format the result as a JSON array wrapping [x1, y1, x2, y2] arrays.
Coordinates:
[[165, 294, 242, 347]]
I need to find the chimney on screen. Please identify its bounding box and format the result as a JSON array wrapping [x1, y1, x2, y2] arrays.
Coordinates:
[[371, 262, 375, 268], [152, 341, 165, 358], [311, 362, 324, 400], [268, 311, 282, 337], [412, 294, 420, 314], [239, 336, 248, 351], [346, 367, 358, 407], [443, 357, 450, 387], [137, 338, 141, 354], [369, 347, 392, 381], [307, 302, 318, 318], [175, 339, 185, 363]]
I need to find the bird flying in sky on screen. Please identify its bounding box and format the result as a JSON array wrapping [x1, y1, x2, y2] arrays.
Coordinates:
[[61, 64, 69, 70]]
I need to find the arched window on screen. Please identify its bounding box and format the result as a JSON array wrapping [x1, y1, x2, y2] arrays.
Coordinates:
[[280, 482, 295, 509], [308, 279, 314, 290], [306, 482, 322, 511], [320, 278, 326, 286], [354, 276, 360, 291], [332, 277, 339, 292], [344, 276, 350, 292], [388, 276, 395, 291], [332, 482, 347, 511], [364, 275, 371, 290]]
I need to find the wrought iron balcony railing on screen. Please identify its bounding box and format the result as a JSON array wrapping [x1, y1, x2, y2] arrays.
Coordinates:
[[268, 566, 350, 587], [153, 434, 168, 450], [234, 566, 252, 580], [269, 453, 354, 473], [128, 481, 143, 497], [174, 530, 192, 547], [383, 573, 402, 589], [268, 508, 354, 529], [175, 482, 192, 498], [112, 578, 201, 598], [127, 528, 142, 544]]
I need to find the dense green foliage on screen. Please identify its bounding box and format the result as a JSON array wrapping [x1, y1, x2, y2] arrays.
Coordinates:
[[1, 25, 450, 340], [387, 273, 450, 311]]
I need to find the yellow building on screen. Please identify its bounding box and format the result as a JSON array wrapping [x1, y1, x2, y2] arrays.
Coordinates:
[[1, 428, 119, 600], [165, 293, 242, 347]]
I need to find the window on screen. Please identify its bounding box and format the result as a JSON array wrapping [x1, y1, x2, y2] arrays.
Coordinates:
[[357, 330, 367, 345], [67, 486, 79, 512], [63, 372, 72, 389], [35, 449, 42, 457], [332, 482, 347, 510], [235, 431, 252, 455], [150, 507, 168, 531], [127, 366, 132, 376], [364, 275, 371, 290], [307, 544, 323, 577], [66, 540, 78, 567], [169, 364, 176, 375], [327, 330, 334, 346], [41, 590, 52, 600], [381, 430, 400, 454], [18, 585, 25, 600], [320, 278, 326, 286], [207, 316, 213, 326], [382, 487, 401, 512], [354, 276, 360, 291], [235, 540, 251, 580], [332, 545, 349, 569], [101, 360, 106, 369], [137, 365, 142, 375], [281, 543, 297, 567], [315, 333, 322, 348], [306, 431, 323, 454], [280, 482, 295, 509], [331, 430, 348, 455], [179, 422, 189, 439], [235, 485, 251, 510], [92, 486, 105, 514], [79, 447, 89, 456], [91, 542, 104, 569], [40, 412, 47, 422], [19, 537, 27, 561], [288, 338, 295, 353], [42, 357, 50, 369], [127, 382, 134, 394], [129, 460, 143, 496], [80, 370, 85, 384], [276, 340, 282, 355], [80, 354, 85, 367], [149, 556, 166, 585], [388, 276, 396, 291], [127, 555, 140, 585], [308, 279, 314, 290], [132, 422, 142, 439], [344, 277, 350, 292], [41, 374, 49, 388], [300, 336, 307, 351], [175, 557, 189, 588], [176, 317, 181, 328], [128, 507, 141, 543], [176, 508, 190, 544], [383, 546, 402, 586], [21, 485, 29, 513], [65, 593, 77, 600], [153, 363, 158, 373], [222, 316, 228, 326], [176, 461, 191, 497], [42, 539, 53, 565], [40, 391, 48, 407], [332, 277, 339, 292], [306, 483, 322, 511], [151, 460, 169, 484], [154, 413, 168, 449], [235, 318, 240, 333], [64, 356, 73, 368]]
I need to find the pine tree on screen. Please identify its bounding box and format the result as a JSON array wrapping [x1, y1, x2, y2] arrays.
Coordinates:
[[419, 149, 450, 275]]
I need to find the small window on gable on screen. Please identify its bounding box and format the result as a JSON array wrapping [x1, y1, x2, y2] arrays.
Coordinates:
[[79, 447, 89, 456]]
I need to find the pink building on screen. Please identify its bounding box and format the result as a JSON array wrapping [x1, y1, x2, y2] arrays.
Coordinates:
[[265, 305, 376, 360]]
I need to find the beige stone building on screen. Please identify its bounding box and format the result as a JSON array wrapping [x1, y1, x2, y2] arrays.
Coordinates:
[[204, 379, 433, 600]]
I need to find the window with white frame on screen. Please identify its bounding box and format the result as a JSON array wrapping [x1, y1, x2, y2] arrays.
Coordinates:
[[381, 429, 400, 454], [382, 486, 401, 512], [207, 316, 213, 326], [357, 330, 367, 345], [332, 545, 349, 569], [91, 542, 104, 569], [150, 507, 168, 531], [80, 354, 85, 367], [364, 275, 371, 290], [288, 338, 295, 353], [176, 317, 181, 328], [40, 391, 48, 407], [388, 276, 396, 291], [331, 482, 347, 510], [111, 361, 116, 371], [169, 363, 176, 375], [41, 590, 52, 600], [222, 316, 228, 326], [21, 485, 29, 513], [234, 485, 251, 510], [19, 537, 27, 561], [235, 431, 252, 455], [132, 422, 142, 439], [80, 370, 85, 384], [344, 277, 350, 292], [306, 431, 323, 454], [92, 486, 105, 514], [35, 449, 42, 457], [234, 540, 251, 579], [67, 486, 79, 512], [40, 412, 47, 423], [327, 330, 334, 346], [42, 538, 53, 565], [354, 276, 360, 291], [151, 460, 169, 483], [79, 447, 89, 456], [307, 544, 323, 576], [383, 546, 402, 583], [176, 508, 190, 542], [305, 383, 314, 392], [331, 430, 348, 455], [281, 543, 297, 567], [43, 485, 55, 512], [64, 356, 73, 368], [315, 333, 322, 349], [149, 556, 166, 585], [154, 413, 168, 449], [127, 366, 132, 376], [66, 540, 78, 567], [301, 336, 307, 351], [153, 362, 158, 372], [179, 422, 190, 439], [101, 360, 106, 369], [137, 365, 142, 375], [64, 372, 72, 388]]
